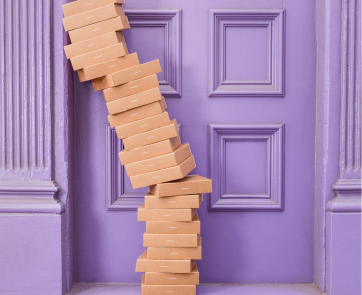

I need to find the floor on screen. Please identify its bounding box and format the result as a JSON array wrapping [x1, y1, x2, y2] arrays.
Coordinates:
[[67, 283, 324, 295]]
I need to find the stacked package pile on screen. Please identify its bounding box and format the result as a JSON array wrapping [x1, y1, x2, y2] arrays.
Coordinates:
[[62, 1, 212, 294]]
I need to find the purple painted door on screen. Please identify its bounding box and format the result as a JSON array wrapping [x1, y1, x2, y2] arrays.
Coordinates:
[[74, 0, 316, 284]]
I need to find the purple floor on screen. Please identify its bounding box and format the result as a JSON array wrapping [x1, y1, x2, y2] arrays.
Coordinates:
[[68, 283, 323, 295]]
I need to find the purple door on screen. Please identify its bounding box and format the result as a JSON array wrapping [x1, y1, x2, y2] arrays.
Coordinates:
[[74, 0, 316, 284]]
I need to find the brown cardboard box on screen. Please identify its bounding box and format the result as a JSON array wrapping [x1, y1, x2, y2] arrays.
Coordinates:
[[145, 193, 202, 209], [109, 97, 167, 128], [146, 214, 200, 234], [143, 233, 200, 248], [103, 74, 159, 102], [149, 175, 212, 197], [138, 204, 196, 222], [112, 60, 162, 86], [116, 112, 170, 140], [92, 60, 161, 90], [144, 265, 199, 285], [69, 16, 129, 44], [70, 43, 127, 71], [62, 0, 125, 17], [119, 136, 181, 166], [78, 52, 139, 82], [141, 275, 196, 295], [107, 87, 162, 115], [136, 250, 196, 274], [63, 4, 125, 32], [125, 143, 191, 177], [147, 238, 202, 260], [123, 119, 178, 151], [131, 155, 196, 189], [64, 31, 125, 59]]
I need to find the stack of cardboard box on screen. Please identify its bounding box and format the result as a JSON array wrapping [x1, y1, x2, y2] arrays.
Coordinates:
[[61, 1, 212, 294]]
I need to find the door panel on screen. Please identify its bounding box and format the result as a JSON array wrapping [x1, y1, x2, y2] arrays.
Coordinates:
[[74, 0, 316, 283]]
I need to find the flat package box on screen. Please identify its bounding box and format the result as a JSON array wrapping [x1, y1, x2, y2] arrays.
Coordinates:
[[63, 4, 125, 32], [149, 175, 212, 197], [71, 43, 127, 71], [144, 265, 199, 285], [147, 238, 202, 260], [125, 143, 191, 177], [145, 193, 202, 209], [107, 87, 162, 115], [136, 250, 196, 274], [130, 155, 196, 189], [62, 0, 125, 17], [116, 112, 170, 140], [108, 97, 167, 128], [146, 214, 200, 234], [119, 136, 181, 166], [103, 74, 159, 102], [64, 31, 125, 59], [92, 59, 161, 90], [141, 275, 196, 295], [78, 52, 139, 82], [138, 204, 196, 222], [123, 119, 179, 151], [69, 16, 129, 44], [143, 233, 200, 248]]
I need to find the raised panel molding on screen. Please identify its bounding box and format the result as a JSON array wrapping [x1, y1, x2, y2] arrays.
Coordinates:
[[208, 124, 284, 211], [125, 9, 182, 98], [209, 9, 285, 97], [0, 0, 52, 179], [106, 123, 182, 211]]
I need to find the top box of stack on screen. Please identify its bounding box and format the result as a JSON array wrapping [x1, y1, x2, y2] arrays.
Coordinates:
[[63, 4, 125, 32], [149, 175, 212, 197], [62, 0, 125, 17]]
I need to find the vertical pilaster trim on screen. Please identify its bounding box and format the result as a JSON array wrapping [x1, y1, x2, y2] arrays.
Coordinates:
[[0, 0, 52, 180]]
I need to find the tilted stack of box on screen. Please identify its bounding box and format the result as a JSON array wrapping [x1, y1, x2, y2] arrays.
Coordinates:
[[61, 1, 212, 294]]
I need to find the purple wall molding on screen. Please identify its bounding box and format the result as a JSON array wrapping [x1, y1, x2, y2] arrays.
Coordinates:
[[106, 123, 182, 210], [207, 124, 284, 211], [209, 9, 285, 97], [0, 0, 52, 181], [325, 0, 361, 294], [125, 9, 182, 98]]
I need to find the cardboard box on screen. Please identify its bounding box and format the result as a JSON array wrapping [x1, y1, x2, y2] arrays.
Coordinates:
[[112, 60, 162, 86], [92, 60, 161, 90], [143, 233, 200, 248], [141, 275, 196, 295], [146, 214, 200, 234], [70, 43, 127, 71], [78, 52, 139, 82], [145, 193, 202, 209], [131, 155, 196, 189], [125, 143, 191, 177], [123, 119, 178, 151], [63, 4, 125, 32], [107, 87, 162, 115], [144, 265, 199, 285], [103, 74, 159, 102], [136, 250, 196, 274], [64, 31, 125, 59], [62, 0, 125, 17], [149, 175, 212, 197], [69, 16, 129, 44], [138, 204, 196, 222], [108, 97, 167, 128], [147, 238, 202, 260], [116, 112, 170, 140], [119, 136, 180, 166]]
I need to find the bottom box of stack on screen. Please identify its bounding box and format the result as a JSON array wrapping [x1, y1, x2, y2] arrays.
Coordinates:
[[141, 274, 196, 295]]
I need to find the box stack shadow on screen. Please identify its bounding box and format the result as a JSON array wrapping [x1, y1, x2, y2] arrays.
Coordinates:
[[62, 1, 212, 294]]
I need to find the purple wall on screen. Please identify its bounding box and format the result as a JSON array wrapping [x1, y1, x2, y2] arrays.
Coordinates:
[[0, 0, 360, 294]]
